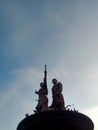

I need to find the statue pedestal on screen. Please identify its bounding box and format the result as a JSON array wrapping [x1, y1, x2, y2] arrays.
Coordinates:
[[17, 110, 94, 130]]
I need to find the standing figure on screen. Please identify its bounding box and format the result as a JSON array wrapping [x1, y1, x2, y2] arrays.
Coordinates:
[[35, 82, 48, 112], [35, 65, 48, 113], [50, 79, 65, 110]]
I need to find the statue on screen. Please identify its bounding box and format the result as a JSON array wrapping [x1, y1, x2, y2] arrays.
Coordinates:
[[34, 65, 72, 113], [50, 79, 65, 110], [35, 65, 48, 113]]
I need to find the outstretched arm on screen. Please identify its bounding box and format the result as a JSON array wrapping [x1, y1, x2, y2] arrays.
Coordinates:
[[35, 90, 39, 94]]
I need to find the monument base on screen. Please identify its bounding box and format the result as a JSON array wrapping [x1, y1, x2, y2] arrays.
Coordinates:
[[17, 110, 94, 130]]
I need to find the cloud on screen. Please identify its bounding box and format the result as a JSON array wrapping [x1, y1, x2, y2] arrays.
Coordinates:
[[84, 106, 98, 130], [0, 1, 98, 130], [47, 61, 98, 111], [0, 61, 97, 130], [0, 67, 43, 130]]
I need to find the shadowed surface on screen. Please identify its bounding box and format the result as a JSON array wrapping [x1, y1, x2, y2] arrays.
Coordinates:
[[17, 110, 94, 130]]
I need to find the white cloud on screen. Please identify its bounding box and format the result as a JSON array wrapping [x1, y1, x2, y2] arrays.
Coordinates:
[[48, 63, 98, 130], [83, 106, 98, 130], [0, 67, 43, 130], [0, 1, 98, 130], [49, 61, 98, 107]]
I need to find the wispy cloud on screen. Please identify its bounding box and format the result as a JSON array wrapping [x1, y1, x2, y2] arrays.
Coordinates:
[[0, 1, 98, 130], [0, 67, 42, 130]]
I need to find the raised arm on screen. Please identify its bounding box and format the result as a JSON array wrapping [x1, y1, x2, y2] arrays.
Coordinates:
[[43, 65, 48, 95]]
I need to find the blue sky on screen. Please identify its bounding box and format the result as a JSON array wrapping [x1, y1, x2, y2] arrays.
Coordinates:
[[0, 0, 98, 130]]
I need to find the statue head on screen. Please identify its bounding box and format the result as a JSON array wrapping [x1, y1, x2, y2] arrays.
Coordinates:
[[40, 82, 44, 87], [52, 79, 58, 84]]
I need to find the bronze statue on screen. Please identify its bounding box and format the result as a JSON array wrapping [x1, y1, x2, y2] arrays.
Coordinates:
[[50, 79, 65, 110], [35, 65, 48, 113], [34, 65, 67, 113]]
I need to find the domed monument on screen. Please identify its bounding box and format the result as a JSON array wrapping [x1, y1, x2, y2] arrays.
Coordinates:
[[17, 65, 94, 130]]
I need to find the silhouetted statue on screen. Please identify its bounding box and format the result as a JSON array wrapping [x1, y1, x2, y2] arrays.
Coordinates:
[[50, 79, 65, 110], [35, 65, 48, 113]]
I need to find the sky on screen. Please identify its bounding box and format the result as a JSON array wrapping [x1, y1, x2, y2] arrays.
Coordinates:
[[0, 0, 98, 130]]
